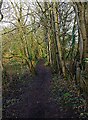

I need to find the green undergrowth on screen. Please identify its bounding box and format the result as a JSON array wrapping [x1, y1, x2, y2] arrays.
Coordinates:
[[50, 74, 88, 118]]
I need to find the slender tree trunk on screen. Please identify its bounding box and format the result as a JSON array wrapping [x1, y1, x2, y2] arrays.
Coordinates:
[[52, 2, 66, 76], [49, 3, 58, 72], [76, 3, 88, 71], [85, 3, 88, 71]]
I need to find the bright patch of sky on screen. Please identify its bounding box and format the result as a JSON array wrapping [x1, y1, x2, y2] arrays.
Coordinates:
[[8, 0, 88, 2], [0, 0, 88, 30], [0, 0, 33, 29], [10, 0, 88, 2]]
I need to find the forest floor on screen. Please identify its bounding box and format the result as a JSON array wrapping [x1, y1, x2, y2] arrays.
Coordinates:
[[2, 71, 88, 119]]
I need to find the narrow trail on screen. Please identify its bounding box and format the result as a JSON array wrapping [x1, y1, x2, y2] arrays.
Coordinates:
[[3, 73, 78, 119], [3, 60, 79, 118]]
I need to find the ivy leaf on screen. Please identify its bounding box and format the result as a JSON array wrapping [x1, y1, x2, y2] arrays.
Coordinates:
[[63, 92, 71, 97]]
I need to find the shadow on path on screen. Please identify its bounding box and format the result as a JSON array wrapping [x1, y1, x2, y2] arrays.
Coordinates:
[[2, 59, 78, 118]]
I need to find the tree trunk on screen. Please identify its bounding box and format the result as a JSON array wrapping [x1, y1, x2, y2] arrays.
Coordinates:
[[52, 2, 66, 76], [77, 3, 88, 71]]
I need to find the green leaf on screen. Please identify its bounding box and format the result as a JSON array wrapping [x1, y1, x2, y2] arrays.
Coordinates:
[[83, 58, 88, 62], [63, 92, 71, 97]]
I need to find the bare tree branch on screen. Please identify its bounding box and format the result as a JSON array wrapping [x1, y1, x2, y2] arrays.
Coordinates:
[[0, 0, 3, 21]]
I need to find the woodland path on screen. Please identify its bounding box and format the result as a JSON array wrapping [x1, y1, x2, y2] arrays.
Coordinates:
[[3, 71, 79, 119]]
